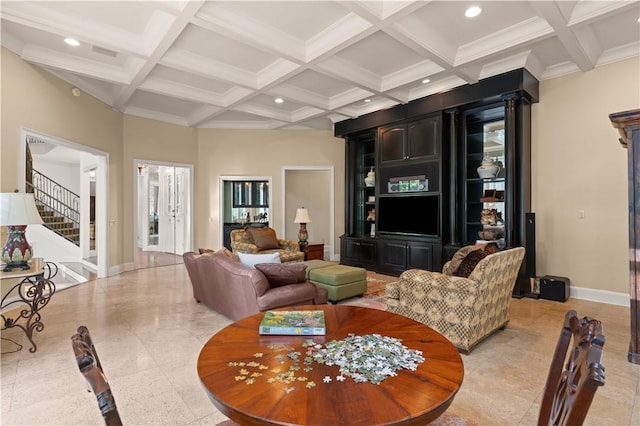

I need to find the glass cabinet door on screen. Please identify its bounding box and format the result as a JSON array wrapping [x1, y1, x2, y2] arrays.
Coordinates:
[[254, 181, 269, 207], [463, 105, 506, 246], [349, 133, 376, 237], [233, 181, 252, 207], [357, 151, 376, 237]]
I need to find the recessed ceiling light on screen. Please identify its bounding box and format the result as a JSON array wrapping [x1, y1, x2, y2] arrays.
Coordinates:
[[64, 37, 80, 47], [465, 6, 482, 18], [274, 98, 284, 104], [422, 78, 431, 84], [364, 99, 371, 103]]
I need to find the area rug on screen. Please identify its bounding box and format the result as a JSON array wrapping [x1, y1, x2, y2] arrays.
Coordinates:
[[339, 271, 397, 310]]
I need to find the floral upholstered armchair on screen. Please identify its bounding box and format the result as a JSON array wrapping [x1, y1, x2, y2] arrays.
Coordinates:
[[385, 246, 525, 352], [230, 227, 304, 263]]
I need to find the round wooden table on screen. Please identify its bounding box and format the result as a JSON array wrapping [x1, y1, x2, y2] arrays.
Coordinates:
[[197, 305, 464, 425]]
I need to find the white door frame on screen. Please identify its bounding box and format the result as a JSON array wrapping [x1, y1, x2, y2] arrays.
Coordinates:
[[281, 166, 335, 260], [132, 159, 194, 258], [19, 128, 109, 278]]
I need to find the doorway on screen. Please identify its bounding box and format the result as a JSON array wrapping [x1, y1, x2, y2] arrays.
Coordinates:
[[134, 160, 193, 268], [219, 176, 272, 250], [20, 128, 108, 278], [282, 167, 334, 260]]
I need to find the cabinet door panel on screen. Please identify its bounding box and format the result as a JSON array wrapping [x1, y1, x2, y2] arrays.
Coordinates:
[[406, 242, 433, 270], [344, 238, 375, 264], [379, 241, 406, 269], [408, 117, 439, 160], [379, 125, 406, 163]]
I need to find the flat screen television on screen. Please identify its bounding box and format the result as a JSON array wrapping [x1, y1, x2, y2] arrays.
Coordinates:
[[377, 195, 439, 236]]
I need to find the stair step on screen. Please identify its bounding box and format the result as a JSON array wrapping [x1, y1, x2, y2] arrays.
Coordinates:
[[45, 222, 75, 229]]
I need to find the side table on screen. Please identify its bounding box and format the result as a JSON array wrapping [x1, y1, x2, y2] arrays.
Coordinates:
[[1, 260, 57, 352], [302, 242, 324, 261]]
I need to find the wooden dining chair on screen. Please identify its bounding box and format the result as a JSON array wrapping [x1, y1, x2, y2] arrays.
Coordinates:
[[538, 310, 605, 426], [71, 326, 123, 426]]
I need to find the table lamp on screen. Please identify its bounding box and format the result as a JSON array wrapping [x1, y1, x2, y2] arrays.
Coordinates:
[[0, 193, 44, 272], [294, 207, 312, 248]]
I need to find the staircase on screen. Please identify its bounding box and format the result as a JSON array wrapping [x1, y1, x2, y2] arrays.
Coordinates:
[[36, 204, 80, 245], [27, 169, 81, 247]]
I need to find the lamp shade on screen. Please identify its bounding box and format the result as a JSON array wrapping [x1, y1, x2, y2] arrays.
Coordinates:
[[0, 193, 43, 226], [294, 207, 312, 224]]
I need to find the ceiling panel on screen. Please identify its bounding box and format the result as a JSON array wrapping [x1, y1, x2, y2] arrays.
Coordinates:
[[1, 0, 637, 131]]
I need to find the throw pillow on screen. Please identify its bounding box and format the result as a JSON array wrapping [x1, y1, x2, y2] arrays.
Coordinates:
[[447, 244, 485, 274], [215, 247, 239, 261], [247, 227, 280, 251], [255, 263, 308, 288], [238, 252, 281, 268], [452, 249, 490, 278], [198, 248, 215, 254]]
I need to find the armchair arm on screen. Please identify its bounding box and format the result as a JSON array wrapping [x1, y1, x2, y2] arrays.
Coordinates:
[[277, 239, 301, 252], [231, 241, 259, 254], [385, 281, 400, 299]]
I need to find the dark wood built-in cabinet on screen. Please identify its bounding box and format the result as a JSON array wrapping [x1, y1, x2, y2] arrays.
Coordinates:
[[378, 116, 439, 165], [337, 69, 538, 279], [341, 114, 443, 276]]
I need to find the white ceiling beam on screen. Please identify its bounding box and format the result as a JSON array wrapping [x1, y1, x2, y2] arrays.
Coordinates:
[[530, 2, 597, 71], [21, 45, 133, 84], [112, 1, 206, 109]]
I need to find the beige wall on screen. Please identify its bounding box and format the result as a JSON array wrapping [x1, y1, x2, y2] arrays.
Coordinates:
[[195, 129, 345, 254], [1, 47, 124, 266], [532, 57, 639, 296]]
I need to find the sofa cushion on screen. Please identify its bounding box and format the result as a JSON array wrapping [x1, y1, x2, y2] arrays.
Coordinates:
[[238, 252, 281, 268], [255, 263, 308, 288], [248, 227, 281, 250], [198, 247, 215, 254]]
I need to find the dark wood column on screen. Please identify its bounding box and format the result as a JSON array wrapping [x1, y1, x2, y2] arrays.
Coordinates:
[[447, 109, 459, 246], [503, 97, 517, 247], [609, 108, 640, 365]]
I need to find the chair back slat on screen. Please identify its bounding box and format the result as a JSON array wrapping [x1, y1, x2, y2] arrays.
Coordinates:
[[71, 326, 123, 426], [538, 310, 605, 426]]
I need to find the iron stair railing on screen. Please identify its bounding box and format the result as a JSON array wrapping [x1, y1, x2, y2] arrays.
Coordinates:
[[27, 169, 81, 246]]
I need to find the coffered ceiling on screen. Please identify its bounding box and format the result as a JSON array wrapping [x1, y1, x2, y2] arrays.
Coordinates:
[[2, 1, 639, 131]]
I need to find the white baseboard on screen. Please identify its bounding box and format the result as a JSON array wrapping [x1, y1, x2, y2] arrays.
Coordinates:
[[57, 263, 89, 284], [108, 264, 123, 276], [571, 286, 630, 307]]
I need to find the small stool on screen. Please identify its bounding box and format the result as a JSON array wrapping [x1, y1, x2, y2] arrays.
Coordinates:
[[308, 264, 367, 303]]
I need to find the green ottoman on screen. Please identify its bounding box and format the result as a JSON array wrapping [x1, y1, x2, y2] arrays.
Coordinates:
[[308, 264, 367, 303], [302, 260, 338, 279]]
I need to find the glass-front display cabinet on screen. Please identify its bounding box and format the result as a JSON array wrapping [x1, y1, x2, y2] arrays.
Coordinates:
[[356, 138, 376, 237], [463, 105, 506, 247]]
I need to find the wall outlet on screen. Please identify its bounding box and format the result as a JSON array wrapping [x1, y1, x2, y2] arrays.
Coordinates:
[[578, 210, 585, 219]]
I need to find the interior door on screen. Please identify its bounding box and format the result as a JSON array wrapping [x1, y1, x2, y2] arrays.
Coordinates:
[[158, 166, 189, 255], [137, 162, 192, 266]]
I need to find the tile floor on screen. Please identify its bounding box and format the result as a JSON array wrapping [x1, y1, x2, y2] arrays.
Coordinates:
[[1, 264, 639, 425]]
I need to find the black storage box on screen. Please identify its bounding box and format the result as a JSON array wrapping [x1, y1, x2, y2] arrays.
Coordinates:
[[540, 276, 570, 302]]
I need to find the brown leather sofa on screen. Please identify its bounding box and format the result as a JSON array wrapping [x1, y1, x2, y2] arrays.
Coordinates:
[[183, 251, 328, 321]]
